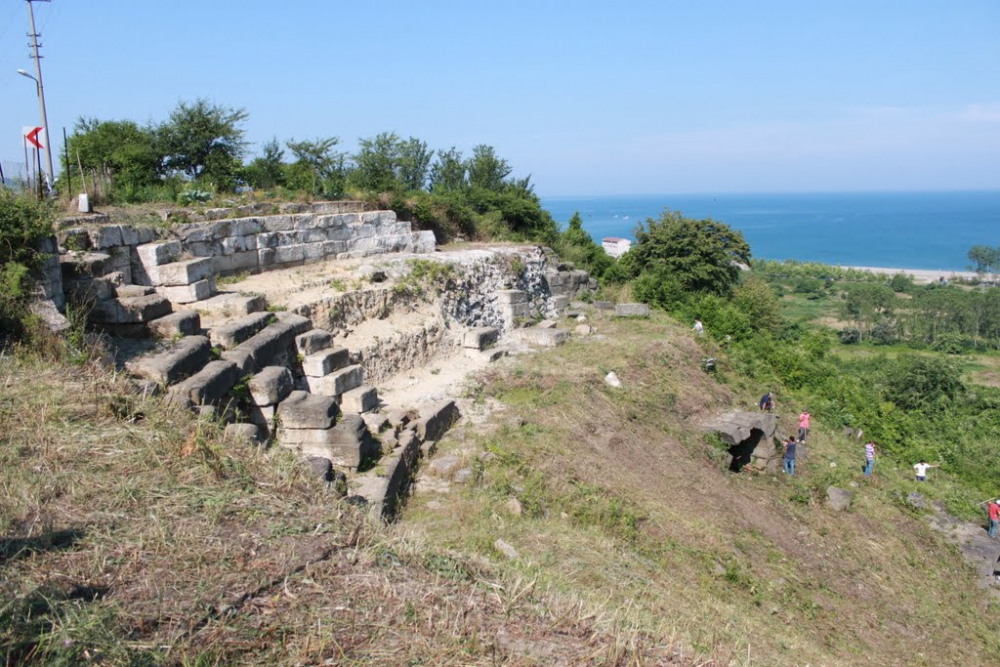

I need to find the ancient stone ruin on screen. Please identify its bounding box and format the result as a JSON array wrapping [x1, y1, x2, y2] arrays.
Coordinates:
[[705, 411, 780, 472], [36, 200, 597, 519]]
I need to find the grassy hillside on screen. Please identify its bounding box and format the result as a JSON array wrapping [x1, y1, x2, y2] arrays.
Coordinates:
[[2, 308, 999, 665]]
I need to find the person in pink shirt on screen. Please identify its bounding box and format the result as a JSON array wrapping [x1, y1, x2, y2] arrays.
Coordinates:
[[797, 411, 811, 442]]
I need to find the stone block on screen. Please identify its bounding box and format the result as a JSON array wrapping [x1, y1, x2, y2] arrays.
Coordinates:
[[462, 327, 499, 350], [148, 310, 201, 338], [61, 252, 112, 280], [212, 251, 259, 275], [221, 321, 298, 375], [826, 487, 854, 512], [88, 225, 123, 249], [210, 312, 274, 349], [125, 335, 211, 385], [296, 329, 334, 355], [593, 300, 615, 311], [412, 400, 461, 442], [58, 228, 91, 251], [536, 319, 557, 329], [302, 347, 350, 377], [116, 284, 155, 298], [307, 364, 363, 396], [514, 328, 570, 347], [273, 311, 313, 335], [193, 293, 266, 327], [249, 404, 277, 429], [135, 240, 181, 268], [614, 303, 650, 318], [151, 257, 214, 286], [276, 390, 338, 429], [249, 366, 294, 407], [91, 293, 172, 324], [496, 290, 528, 305], [167, 360, 240, 408], [64, 275, 118, 302], [224, 422, 263, 446], [340, 386, 378, 413], [158, 278, 216, 304], [575, 324, 595, 336]]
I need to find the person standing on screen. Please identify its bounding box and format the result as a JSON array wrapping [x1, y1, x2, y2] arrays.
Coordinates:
[[783, 436, 797, 475], [797, 411, 811, 443], [988, 498, 1000, 539], [912, 460, 938, 482], [863, 441, 877, 479]]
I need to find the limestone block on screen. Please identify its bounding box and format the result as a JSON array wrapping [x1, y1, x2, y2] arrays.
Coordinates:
[[88, 225, 123, 249], [147, 310, 201, 339], [340, 386, 378, 413], [274, 311, 313, 335], [412, 230, 437, 253], [615, 303, 650, 318], [276, 390, 338, 429], [220, 234, 257, 254], [307, 364, 363, 396], [193, 293, 266, 328], [212, 250, 259, 275], [229, 218, 264, 237], [412, 400, 461, 442], [221, 321, 298, 375], [259, 214, 297, 233], [593, 300, 615, 311], [135, 227, 159, 245], [135, 241, 182, 268], [151, 257, 214, 286], [302, 347, 350, 377], [61, 252, 112, 280], [91, 293, 172, 324], [125, 335, 211, 385], [167, 360, 240, 408], [65, 275, 118, 302], [575, 324, 595, 336], [536, 319, 557, 329], [210, 312, 274, 349], [463, 327, 499, 350], [249, 404, 276, 429], [296, 329, 333, 355], [222, 347, 255, 375], [257, 247, 276, 268], [273, 244, 307, 265], [249, 366, 294, 407], [514, 328, 570, 347], [158, 278, 216, 305]]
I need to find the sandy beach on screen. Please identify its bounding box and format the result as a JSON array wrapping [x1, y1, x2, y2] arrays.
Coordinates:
[[844, 266, 978, 284]]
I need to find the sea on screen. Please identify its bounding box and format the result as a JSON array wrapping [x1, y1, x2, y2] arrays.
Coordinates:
[[541, 191, 1000, 272]]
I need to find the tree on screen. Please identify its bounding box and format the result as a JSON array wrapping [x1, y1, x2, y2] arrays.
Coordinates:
[[557, 211, 612, 278], [285, 137, 344, 196], [429, 147, 467, 192], [628, 209, 751, 295], [882, 355, 965, 410], [466, 144, 512, 191], [397, 137, 433, 191], [842, 283, 895, 335], [243, 137, 286, 190], [350, 132, 402, 192], [65, 117, 161, 191], [158, 99, 248, 190], [968, 245, 1000, 279]]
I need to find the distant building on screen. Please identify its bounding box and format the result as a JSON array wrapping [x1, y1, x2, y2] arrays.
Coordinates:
[[602, 237, 632, 258]]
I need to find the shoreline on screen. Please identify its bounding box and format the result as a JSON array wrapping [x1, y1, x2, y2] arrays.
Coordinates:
[[843, 266, 978, 283]]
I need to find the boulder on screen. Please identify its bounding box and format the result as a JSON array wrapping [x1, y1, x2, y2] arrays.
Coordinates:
[[826, 487, 854, 512]]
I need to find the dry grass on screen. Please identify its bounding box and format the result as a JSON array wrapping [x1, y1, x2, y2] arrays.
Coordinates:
[[0, 346, 701, 666], [403, 311, 1000, 666]]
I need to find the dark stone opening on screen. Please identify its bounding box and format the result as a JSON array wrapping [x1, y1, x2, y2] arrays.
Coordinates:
[[728, 428, 765, 472]]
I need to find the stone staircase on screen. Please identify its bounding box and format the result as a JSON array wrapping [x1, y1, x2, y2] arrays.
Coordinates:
[[54, 203, 534, 519]]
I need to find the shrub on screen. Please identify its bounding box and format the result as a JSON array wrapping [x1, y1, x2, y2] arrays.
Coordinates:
[[0, 191, 54, 337], [839, 327, 862, 344]]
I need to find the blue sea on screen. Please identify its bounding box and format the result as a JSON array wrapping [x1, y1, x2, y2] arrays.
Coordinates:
[[541, 191, 1000, 271]]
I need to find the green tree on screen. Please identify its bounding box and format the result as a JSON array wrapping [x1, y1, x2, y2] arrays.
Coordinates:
[[842, 283, 895, 335], [64, 118, 161, 192], [158, 99, 248, 190], [243, 137, 286, 190], [882, 355, 965, 410], [466, 144, 512, 191], [397, 137, 433, 191], [628, 209, 751, 295], [285, 137, 344, 197], [429, 147, 467, 192], [350, 132, 403, 192], [557, 211, 612, 278], [967, 244, 1000, 277]]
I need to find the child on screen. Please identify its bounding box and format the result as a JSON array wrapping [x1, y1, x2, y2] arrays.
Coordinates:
[[863, 441, 877, 478]]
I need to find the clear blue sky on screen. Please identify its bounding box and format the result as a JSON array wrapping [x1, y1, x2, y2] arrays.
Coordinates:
[[1, 0, 997, 196]]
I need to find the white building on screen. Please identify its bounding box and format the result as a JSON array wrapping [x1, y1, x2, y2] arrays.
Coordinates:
[[601, 237, 632, 258]]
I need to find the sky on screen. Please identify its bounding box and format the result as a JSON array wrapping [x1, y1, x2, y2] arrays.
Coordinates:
[[0, 0, 997, 196]]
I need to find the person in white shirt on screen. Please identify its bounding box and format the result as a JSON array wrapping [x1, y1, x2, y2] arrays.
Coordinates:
[[692, 318, 704, 336], [913, 460, 938, 482]]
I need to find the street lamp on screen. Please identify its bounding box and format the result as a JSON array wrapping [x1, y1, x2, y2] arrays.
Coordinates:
[[17, 67, 54, 191]]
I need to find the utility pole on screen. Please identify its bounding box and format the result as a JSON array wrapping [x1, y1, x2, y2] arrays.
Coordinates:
[[25, 0, 54, 191]]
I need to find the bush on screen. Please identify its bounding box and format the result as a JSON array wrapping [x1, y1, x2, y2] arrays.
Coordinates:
[[869, 318, 899, 346], [0, 190, 54, 337], [839, 327, 862, 344], [930, 332, 970, 355]]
